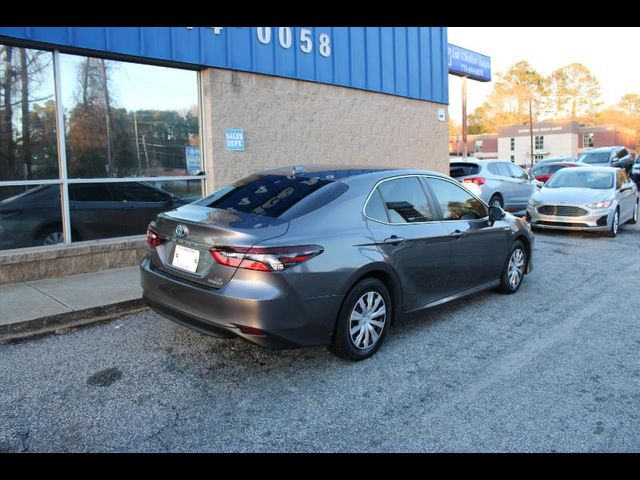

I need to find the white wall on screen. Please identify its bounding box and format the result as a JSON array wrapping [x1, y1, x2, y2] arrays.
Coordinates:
[[498, 133, 577, 167]]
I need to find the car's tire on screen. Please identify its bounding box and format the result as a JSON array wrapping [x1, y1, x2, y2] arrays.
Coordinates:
[[606, 209, 620, 238], [628, 200, 638, 225], [498, 240, 527, 294], [34, 224, 65, 246], [489, 194, 504, 209], [329, 277, 391, 361]]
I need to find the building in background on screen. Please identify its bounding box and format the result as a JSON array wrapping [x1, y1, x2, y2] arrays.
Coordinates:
[[450, 133, 497, 159], [0, 27, 450, 264], [450, 120, 637, 167]]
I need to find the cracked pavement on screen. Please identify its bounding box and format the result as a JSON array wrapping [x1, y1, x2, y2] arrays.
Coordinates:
[[1, 221, 639, 452]]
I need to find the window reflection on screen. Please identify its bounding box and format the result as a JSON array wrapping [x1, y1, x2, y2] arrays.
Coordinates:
[[0, 45, 58, 181], [425, 178, 487, 221], [60, 54, 200, 178], [68, 180, 202, 242], [0, 184, 63, 250]]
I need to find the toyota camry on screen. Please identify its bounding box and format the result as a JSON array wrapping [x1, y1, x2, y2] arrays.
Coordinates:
[[140, 165, 534, 360]]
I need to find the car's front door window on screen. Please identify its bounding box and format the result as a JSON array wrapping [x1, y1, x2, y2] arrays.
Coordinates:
[[423, 177, 487, 221]]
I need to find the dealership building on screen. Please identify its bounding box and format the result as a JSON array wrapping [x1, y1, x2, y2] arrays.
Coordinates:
[[0, 27, 450, 282], [451, 120, 637, 167]]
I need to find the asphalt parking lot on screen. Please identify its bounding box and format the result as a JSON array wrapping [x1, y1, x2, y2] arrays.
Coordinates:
[[1, 222, 639, 452]]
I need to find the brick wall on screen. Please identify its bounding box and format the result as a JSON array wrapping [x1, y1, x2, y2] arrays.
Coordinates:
[[201, 68, 449, 191]]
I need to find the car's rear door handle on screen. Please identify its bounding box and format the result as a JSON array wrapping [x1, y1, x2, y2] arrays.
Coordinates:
[[383, 235, 406, 246], [450, 229, 465, 239]]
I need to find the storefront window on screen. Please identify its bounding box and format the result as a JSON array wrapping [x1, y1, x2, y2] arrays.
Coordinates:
[[68, 179, 203, 242], [0, 184, 63, 249], [0, 46, 58, 181], [59, 54, 201, 178], [1, 45, 205, 251]]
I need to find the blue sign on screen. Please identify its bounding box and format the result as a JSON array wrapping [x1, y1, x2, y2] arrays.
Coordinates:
[[185, 146, 201, 174], [225, 129, 245, 151], [447, 44, 491, 82]]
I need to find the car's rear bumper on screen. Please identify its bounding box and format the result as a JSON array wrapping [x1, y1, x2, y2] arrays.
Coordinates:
[[140, 256, 340, 349], [526, 206, 613, 231]]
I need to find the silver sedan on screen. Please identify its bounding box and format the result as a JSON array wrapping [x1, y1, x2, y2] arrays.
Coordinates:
[[527, 166, 639, 237]]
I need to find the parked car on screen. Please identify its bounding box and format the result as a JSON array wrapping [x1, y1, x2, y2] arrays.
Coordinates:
[[631, 155, 640, 188], [449, 159, 536, 214], [529, 161, 584, 189], [141, 165, 534, 361], [0, 182, 189, 250], [529, 156, 577, 171], [577, 146, 634, 174], [527, 166, 638, 237]]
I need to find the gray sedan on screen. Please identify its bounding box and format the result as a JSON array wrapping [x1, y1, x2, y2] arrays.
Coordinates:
[[141, 165, 534, 361], [527, 166, 639, 237]]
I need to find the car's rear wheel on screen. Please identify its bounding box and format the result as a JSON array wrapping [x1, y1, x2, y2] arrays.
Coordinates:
[[498, 240, 527, 294], [34, 225, 64, 246], [329, 277, 391, 361], [606, 209, 620, 238], [489, 194, 503, 209]]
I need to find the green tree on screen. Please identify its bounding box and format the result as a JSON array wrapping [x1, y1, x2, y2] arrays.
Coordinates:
[[545, 63, 602, 121], [466, 61, 546, 134]]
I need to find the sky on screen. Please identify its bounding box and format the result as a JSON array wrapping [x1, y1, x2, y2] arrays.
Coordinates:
[[447, 27, 640, 125]]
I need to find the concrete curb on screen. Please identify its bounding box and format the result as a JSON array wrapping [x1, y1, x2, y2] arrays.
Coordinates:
[[0, 298, 149, 343]]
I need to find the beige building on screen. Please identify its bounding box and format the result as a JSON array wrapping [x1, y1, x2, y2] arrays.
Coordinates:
[[202, 69, 449, 192], [0, 27, 450, 282], [451, 120, 637, 168]]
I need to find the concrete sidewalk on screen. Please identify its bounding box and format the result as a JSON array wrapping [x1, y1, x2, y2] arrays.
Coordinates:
[[0, 266, 147, 341]]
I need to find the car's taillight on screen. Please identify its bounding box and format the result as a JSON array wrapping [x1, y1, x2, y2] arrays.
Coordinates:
[[535, 174, 551, 182], [210, 245, 324, 272], [147, 226, 165, 247], [463, 176, 486, 185]]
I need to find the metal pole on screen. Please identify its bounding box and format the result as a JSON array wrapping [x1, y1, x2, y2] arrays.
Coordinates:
[[53, 50, 72, 244], [462, 76, 468, 159], [133, 110, 141, 172], [529, 96, 534, 169]]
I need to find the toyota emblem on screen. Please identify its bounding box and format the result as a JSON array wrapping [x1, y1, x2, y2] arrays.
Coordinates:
[[175, 224, 188, 238]]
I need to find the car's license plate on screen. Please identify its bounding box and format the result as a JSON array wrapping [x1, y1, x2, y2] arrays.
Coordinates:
[[172, 244, 200, 273]]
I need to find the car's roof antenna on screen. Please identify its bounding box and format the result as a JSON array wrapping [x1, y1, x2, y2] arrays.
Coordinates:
[[291, 165, 306, 176]]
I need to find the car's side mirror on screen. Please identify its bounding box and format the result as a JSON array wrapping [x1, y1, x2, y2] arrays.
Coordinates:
[[489, 205, 506, 222]]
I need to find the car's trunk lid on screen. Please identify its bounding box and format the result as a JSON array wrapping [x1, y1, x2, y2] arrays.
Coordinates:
[[150, 204, 289, 288]]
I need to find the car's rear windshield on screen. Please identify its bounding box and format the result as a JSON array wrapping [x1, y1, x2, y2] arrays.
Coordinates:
[[532, 164, 566, 176], [450, 162, 479, 178], [545, 170, 613, 189], [194, 172, 348, 219], [578, 151, 610, 164]]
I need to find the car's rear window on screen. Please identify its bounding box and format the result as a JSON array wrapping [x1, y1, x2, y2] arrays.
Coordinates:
[[578, 152, 610, 164], [195, 172, 348, 219], [450, 163, 479, 178], [532, 164, 566, 176]]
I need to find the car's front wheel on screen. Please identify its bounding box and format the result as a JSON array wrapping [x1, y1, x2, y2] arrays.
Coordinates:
[[628, 200, 638, 225], [329, 277, 391, 361], [498, 240, 527, 294], [606, 209, 620, 238]]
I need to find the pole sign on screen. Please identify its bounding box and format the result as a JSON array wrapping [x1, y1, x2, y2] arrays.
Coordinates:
[[447, 44, 491, 82]]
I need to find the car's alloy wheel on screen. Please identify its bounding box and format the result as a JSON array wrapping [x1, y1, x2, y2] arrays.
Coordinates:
[[349, 291, 386, 350], [490, 195, 503, 209]]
